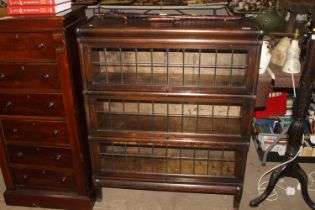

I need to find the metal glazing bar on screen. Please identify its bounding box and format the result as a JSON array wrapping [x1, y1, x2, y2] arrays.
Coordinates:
[[193, 148, 196, 174], [137, 145, 141, 172], [220, 150, 224, 176], [151, 145, 154, 172], [152, 101, 155, 131], [179, 148, 182, 173], [124, 142, 128, 171], [226, 105, 230, 134], [214, 50, 218, 86], [119, 48, 123, 84], [196, 104, 199, 133], [211, 105, 214, 133], [103, 48, 109, 83], [137, 100, 140, 130], [181, 104, 184, 133], [111, 143, 115, 170], [167, 103, 169, 132], [165, 145, 168, 173], [166, 49, 169, 85], [182, 49, 185, 86], [230, 50, 234, 87], [151, 49, 154, 84], [198, 49, 201, 87], [123, 100, 126, 130], [135, 48, 138, 84], [108, 99, 112, 129], [207, 149, 210, 175]]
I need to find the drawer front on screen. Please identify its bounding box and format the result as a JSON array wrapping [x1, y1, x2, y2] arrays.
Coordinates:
[[7, 145, 73, 168], [0, 63, 60, 90], [86, 93, 253, 140], [0, 93, 64, 117], [0, 32, 56, 61], [91, 138, 247, 182], [2, 119, 69, 145], [12, 167, 75, 191]]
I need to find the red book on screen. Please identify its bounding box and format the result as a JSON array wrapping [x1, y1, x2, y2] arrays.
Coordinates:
[[7, 0, 69, 6], [7, 2, 71, 15]]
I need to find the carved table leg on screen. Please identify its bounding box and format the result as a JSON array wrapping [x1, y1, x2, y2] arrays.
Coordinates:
[[292, 163, 315, 209], [249, 164, 286, 207]]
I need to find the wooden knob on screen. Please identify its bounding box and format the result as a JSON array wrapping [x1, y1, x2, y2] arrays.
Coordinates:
[[20, 66, 25, 71], [11, 128, 18, 133], [55, 154, 62, 160], [16, 152, 23, 157], [37, 42, 45, 49], [47, 102, 55, 109], [22, 175, 29, 180], [0, 73, 5, 79], [5, 101, 12, 108], [61, 177, 67, 183], [42, 74, 50, 80], [52, 130, 59, 136]]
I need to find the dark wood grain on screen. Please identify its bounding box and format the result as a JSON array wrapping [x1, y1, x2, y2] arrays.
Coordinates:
[[0, 6, 95, 210], [77, 15, 262, 210]]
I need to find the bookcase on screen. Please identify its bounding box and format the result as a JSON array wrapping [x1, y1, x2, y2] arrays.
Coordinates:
[[77, 14, 262, 209]]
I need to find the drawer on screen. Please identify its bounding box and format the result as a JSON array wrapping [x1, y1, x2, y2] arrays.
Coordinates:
[[2, 119, 69, 145], [90, 138, 247, 182], [7, 145, 73, 168], [0, 63, 60, 90], [0, 32, 56, 62], [12, 167, 75, 191], [86, 93, 253, 141], [0, 93, 64, 117]]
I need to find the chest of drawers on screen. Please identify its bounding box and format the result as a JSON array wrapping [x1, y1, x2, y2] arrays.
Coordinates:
[[77, 16, 262, 209], [0, 6, 94, 210]]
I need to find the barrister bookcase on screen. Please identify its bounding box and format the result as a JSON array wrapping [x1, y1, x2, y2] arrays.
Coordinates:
[[0, 6, 94, 210], [77, 14, 262, 209]]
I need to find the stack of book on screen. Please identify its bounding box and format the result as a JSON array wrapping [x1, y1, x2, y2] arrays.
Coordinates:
[[7, 0, 72, 15]]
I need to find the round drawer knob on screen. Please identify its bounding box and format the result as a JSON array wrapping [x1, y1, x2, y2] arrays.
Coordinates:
[[41, 170, 46, 175], [52, 130, 59, 136], [16, 152, 23, 157], [5, 101, 12, 108], [22, 175, 29, 180], [0, 73, 5, 79], [47, 102, 55, 109], [20, 66, 25, 71], [55, 154, 62, 160], [42, 74, 50, 80], [37, 42, 45, 49], [61, 177, 67, 183], [11, 128, 19, 134]]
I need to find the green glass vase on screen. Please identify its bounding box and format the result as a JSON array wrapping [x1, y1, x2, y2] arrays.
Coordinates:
[[256, 7, 282, 32]]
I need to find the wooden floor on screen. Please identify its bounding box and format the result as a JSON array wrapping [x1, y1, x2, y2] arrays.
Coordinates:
[[1, 141, 314, 210]]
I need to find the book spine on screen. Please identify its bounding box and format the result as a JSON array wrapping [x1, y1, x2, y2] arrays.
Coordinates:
[[7, 6, 56, 14], [7, 0, 54, 6]]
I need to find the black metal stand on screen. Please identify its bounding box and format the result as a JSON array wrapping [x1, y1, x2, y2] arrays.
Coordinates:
[[250, 24, 315, 209]]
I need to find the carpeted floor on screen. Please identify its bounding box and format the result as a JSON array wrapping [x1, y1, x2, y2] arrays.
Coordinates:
[[1, 141, 314, 210]]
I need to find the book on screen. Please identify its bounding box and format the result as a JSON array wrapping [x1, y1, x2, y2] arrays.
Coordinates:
[[7, 2, 71, 15], [7, 0, 69, 6]]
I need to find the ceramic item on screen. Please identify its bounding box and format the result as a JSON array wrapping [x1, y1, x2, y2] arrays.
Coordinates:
[[271, 37, 291, 66], [282, 39, 301, 74], [259, 40, 272, 74], [256, 7, 281, 32]]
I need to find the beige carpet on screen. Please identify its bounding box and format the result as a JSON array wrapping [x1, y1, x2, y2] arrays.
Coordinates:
[[1, 141, 314, 210]]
